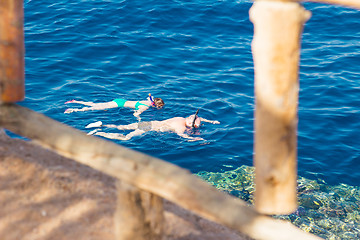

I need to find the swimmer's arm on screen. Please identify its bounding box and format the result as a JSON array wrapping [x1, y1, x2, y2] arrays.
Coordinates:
[[133, 110, 142, 118], [133, 113, 141, 122], [199, 117, 220, 124], [133, 105, 149, 118], [177, 133, 204, 142]]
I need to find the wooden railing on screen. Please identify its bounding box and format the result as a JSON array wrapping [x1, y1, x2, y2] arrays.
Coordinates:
[[0, 0, 358, 239]]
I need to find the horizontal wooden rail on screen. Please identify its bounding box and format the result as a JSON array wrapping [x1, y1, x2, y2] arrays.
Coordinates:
[[256, 0, 360, 10], [305, 0, 360, 9], [0, 104, 322, 240]]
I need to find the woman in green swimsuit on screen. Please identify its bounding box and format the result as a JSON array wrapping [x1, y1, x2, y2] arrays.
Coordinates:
[[64, 94, 164, 118]]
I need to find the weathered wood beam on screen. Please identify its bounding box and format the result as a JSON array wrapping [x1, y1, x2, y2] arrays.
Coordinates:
[[0, 0, 25, 103], [0, 104, 322, 240], [250, 1, 311, 214], [305, 0, 360, 9], [255, 0, 360, 10], [114, 181, 164, 240]]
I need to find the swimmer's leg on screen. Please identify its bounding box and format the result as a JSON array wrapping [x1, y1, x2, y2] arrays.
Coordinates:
[[93, 129, 145, 141], [93, 131, 128, 140], [103, 123, 139, 130], [65, 100, 97, 106], [85, 121, 103, 128], [64, 107, 92, 113], [124, 129, 145, 140], [64, 101, 118, 113], [64, 108, 76, 114]]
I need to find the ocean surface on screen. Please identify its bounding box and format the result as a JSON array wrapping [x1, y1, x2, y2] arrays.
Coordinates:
[[16, 0, 360, 238]]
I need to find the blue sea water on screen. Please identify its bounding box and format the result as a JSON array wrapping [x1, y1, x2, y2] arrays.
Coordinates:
[[20, 0, 360, 192]]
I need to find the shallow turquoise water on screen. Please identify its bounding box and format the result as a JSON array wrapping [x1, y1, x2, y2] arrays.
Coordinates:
[[197, 167, 360, 239]]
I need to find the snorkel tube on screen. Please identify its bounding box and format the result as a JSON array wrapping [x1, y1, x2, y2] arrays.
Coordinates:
[[192, 109, 200, 128], [148, 93, 155, 106]]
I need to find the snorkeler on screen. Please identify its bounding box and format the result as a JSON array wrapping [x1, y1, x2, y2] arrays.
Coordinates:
[[85, 109, 220, 142], [64, 94, 164, 118]]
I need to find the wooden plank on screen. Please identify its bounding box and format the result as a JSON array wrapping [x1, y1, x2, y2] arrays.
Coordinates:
[[0, 104, 322, 240], [0, 0, 25, 102], [250, 1, 311, 215]]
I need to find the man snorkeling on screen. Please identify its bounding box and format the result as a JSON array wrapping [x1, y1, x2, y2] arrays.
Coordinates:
[[86, 109, 219, 142], [64, 94, 164, 118]]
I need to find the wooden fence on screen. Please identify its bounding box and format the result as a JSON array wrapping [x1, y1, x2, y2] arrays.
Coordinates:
[[0, 0, 358, 239]]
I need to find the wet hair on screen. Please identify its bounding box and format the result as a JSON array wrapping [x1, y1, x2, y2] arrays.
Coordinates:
[[153, 98, 164, 108]]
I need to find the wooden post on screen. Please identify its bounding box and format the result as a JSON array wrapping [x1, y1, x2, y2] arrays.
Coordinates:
[[250, 1, 311, 214], [114, 181, 164, 240], [0, 0, 25, 103]]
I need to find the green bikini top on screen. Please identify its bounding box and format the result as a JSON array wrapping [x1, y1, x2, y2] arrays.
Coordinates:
[[135, 101, 148, 110]]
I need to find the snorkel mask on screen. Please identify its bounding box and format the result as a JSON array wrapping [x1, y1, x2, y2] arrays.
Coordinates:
[[192, 109, 200, 128]]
